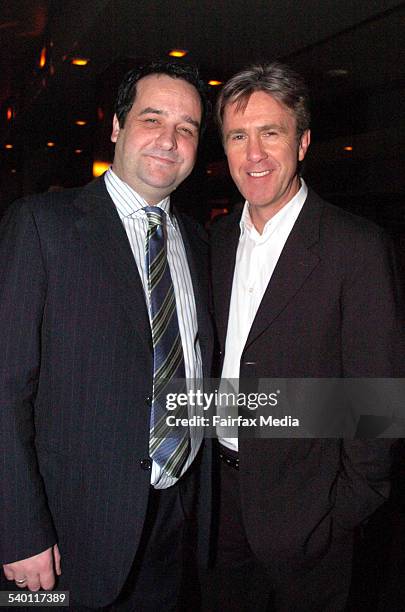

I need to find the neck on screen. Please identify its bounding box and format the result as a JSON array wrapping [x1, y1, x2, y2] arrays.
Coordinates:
[[249, 203, 283, 234]]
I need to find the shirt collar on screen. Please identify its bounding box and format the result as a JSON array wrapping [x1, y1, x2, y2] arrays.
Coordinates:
[[105, 167, 173, 226], [239, 178, 308, 238]]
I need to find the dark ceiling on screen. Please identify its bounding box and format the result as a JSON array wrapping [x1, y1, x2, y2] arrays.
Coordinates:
[[0, 0, 404, 220]]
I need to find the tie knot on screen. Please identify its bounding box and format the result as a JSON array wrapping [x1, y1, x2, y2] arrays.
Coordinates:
[[144, 206, 165, 227]]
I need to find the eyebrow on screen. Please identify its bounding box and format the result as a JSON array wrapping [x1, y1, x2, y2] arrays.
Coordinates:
[[139, 107, 200, 130], [225, 123, 288, 140]]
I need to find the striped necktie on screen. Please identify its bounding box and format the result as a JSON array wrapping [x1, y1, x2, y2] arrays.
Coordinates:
[[144, 206, 190, 478]]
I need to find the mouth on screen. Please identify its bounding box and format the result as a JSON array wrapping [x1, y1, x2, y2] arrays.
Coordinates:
[[148, 154, 178, 165], [247, 170, 273, 178]]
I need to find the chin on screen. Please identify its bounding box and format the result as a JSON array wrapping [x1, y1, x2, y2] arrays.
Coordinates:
[[245, 192, 275, 208], [145, 175, 177, 189]]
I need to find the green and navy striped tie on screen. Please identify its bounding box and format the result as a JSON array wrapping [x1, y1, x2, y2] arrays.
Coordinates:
[[145, 206, 189, 478]]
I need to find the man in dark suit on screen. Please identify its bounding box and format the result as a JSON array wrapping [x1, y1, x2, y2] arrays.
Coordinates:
[[0, 61, 213, 610], [209, 62, 404, 611]]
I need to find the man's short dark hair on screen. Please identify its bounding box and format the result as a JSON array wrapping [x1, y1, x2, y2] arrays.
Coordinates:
[[216, 61, 310, 139], [115, 61, 209, 135]]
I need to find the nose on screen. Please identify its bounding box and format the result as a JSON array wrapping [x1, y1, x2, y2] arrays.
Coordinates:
[[155, 126, 177, 151], [246, 135, 267, 163]]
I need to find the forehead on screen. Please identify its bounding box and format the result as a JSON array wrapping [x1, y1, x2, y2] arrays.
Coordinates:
[[223, 91, 296, 128], [133, 73, 202, 115]]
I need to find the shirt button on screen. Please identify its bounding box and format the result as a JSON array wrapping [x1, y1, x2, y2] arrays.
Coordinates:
[[140, 458, 152, 471], [145, 396, 152, 407], [248, 287, 254, 294]]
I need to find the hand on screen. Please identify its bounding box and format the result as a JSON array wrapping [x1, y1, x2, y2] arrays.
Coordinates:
[[3, 544, 61, 591]]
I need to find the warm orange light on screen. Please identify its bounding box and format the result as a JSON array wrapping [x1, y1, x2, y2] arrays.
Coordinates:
[[168, 49, 187, 58], [39, 46, 47, 68], [71, 58, 89, 66], [5, 143, 13, 149], [46, 141, 55, 147], [75, 120, 87, 126], [210, 208, 229, 221], [344, 146, 353, 151], [6, 107, 13, 121], [93, 161, 110, 177], [208, 80, 222, 86], [75, 149, 83, 154]]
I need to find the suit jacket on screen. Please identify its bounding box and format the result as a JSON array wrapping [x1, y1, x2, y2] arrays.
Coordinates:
[[0, 176, 213, 607], [211, 189, 404, 606]]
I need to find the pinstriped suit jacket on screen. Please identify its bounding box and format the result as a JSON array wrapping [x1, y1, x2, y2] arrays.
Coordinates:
[[210, 189, 404, 610], [0, 176, 213, 607]]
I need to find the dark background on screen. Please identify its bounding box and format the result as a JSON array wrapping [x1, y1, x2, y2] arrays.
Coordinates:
[[0, 1, 403, 244]]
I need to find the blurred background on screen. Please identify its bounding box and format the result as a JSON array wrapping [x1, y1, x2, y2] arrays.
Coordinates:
[[0, 0, 403, 256]]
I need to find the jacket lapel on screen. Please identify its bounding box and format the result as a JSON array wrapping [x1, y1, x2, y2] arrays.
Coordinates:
[[245, 191, 322, 350], [73, 177, 152, 351], [175, 212, 213, 376], [211, 214, 240, 351]]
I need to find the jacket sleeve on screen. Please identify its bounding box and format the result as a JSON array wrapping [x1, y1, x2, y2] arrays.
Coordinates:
[[0, 200, 57, 564], [334, 226, 404, 528]]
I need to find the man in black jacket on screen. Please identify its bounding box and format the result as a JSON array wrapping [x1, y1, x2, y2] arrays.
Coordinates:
[[209, 62, 404, 611], [0, 61, 213, 611]]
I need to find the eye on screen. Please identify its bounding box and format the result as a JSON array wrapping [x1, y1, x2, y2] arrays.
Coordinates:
[[144, 117, 159, 124], [263, 131, 277, 137], [179, 126, 195, 136], [230, 133, 245, 141]]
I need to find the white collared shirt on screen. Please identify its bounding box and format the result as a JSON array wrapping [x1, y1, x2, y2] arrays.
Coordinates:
[[105, 168, 203, 487], [219, 180, 308, 451]]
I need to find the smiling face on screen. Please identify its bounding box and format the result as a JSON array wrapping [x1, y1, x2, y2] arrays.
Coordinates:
[[223, 91, 310, 227], [111, 73, 202, 204]]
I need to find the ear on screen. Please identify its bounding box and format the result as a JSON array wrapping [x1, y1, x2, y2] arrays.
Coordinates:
[[111, 114, 121, 143], [298, 129, 310, 161]]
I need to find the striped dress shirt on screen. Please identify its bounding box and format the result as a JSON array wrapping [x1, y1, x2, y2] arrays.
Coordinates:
[[105, 168, 203, 488]]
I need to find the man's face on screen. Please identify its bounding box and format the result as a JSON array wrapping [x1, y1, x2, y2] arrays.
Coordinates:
[[111, 73, 202, 204], [223, 91, 310, 218]]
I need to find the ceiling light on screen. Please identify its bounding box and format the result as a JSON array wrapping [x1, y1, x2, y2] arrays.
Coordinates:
[[71, 58, 89, 66], [6, 107, 13, 121], [208, 80, 222, 86], [343, 146, 353, 151], [47, 141, 55, 147], [168, 49, 188, 58], [5, 143, 13, 149], [75, 149, 83, 154], [75, 120, 87, 126]]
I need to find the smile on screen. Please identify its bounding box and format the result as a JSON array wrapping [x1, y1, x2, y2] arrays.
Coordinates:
[[247, 170, 272, 177], [148, 154, 177, 165]]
